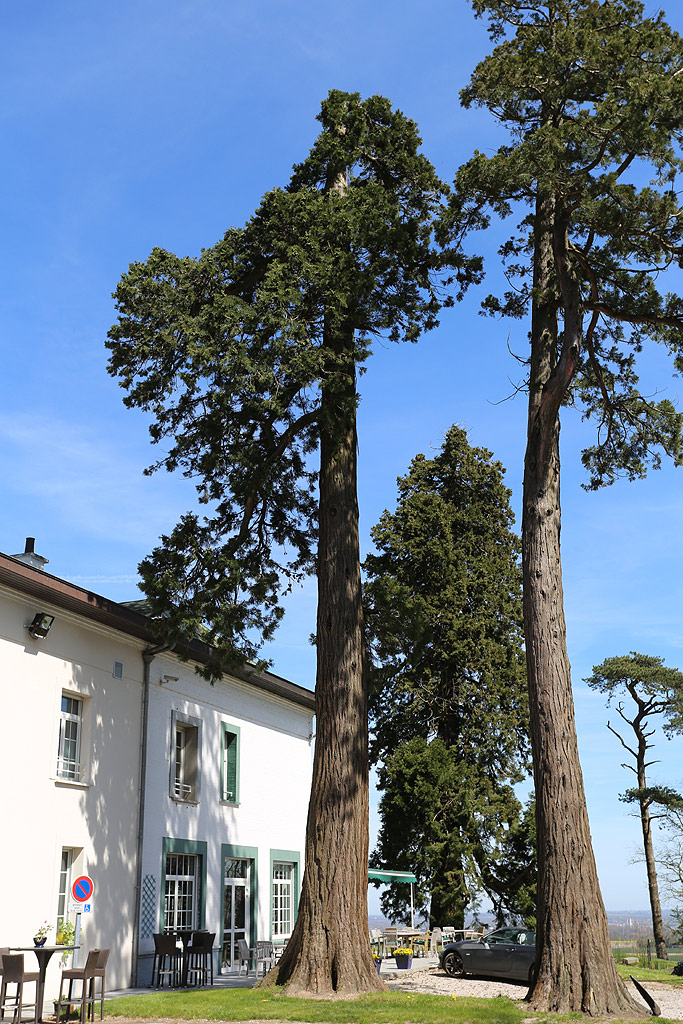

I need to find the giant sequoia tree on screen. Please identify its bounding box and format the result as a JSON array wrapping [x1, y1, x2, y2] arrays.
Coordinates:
[[106, 91, 472, 996], [452, 0, 683, 1014], [364, 426, 533, 928], [587, 653, 683, 960]]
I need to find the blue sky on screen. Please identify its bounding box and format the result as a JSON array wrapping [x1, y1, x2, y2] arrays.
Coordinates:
[[3, 0, 683, 918]]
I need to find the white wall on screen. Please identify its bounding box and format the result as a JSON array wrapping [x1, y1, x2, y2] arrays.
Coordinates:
[[0, 586, 144, 995], [138, 651, 313, 980]]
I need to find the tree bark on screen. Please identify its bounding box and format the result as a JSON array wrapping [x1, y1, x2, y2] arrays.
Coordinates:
[[259, 317, 383, 996], [523, 194, 645, 1016]]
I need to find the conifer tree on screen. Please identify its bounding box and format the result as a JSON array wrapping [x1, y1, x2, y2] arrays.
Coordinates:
[[364, 426, 533, 928], [452, 0, 683, 1013], [107, 91, 473, 996]]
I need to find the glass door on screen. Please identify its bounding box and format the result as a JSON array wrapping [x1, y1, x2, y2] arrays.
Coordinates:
[[222, 858, 250, 971]]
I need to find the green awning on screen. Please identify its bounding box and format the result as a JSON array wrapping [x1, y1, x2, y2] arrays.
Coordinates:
[[368, 869, 418, 884]]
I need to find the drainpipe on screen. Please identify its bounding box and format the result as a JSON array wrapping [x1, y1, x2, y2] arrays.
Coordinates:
[[131, 644, 168, 988]]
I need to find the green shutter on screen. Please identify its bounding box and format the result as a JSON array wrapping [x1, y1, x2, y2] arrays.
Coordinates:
[[221, 725, 240, 804]]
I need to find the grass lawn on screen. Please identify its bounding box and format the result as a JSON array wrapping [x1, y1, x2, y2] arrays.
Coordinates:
[[101, 985, 683, 1024], [616, 962, 683, 986], [104, 988, 525, 1024]]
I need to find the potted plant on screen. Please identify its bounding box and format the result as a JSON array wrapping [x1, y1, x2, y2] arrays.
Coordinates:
[[393, 947, 413, 969], [56, 920, 76, 966], [53, 999, 80, 1020], [372, 951, 382, 973], [33, 921, 52, 947]]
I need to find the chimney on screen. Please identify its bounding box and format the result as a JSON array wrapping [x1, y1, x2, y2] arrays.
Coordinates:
[[12, 537, 49, 571]]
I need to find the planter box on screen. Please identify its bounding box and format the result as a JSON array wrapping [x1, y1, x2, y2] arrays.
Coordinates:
[[394, 954, 413, 970]]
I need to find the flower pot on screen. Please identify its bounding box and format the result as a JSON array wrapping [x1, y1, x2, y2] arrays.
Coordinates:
[[33, 937, 47, 947], [394, 953, 413, 970], [54, 1001, 80, 1021], [374, 959, 382, 973]]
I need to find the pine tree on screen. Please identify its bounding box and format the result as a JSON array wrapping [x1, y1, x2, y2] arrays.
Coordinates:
[[587, 652, 683, 960], [451, 0, 683, 1013]]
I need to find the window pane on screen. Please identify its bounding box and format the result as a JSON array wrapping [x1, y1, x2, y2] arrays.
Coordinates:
[[164, 853, 199, 932], [58, 696, 82, 780], [272, 861, 294, 938]]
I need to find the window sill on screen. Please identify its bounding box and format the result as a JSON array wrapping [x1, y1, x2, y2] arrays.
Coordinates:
[[52, 776, 89, 789], [170, 795, 200, 805], [220, 798, 240, 807]]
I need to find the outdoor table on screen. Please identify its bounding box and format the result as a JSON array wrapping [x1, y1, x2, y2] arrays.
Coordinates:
[[10, 944, 78, 1022], [170, 932, 192, 987], [396, 929, 425, 953]]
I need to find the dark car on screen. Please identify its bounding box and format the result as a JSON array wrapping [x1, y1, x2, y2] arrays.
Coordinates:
[[439, 926, 536, 984]]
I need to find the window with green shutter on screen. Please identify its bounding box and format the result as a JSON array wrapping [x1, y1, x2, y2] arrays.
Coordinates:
[[221, 724, 240, 804]]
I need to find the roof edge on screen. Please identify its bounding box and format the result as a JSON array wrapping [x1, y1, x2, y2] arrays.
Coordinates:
[[0, 552, 315, 713]]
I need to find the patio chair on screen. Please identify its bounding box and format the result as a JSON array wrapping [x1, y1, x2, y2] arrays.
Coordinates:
[[151, 933, 179, 988], [0, 954, 39, 1024], [237, 939, 251, 977], [429, 928, 442, 954], [57, 949, 103, 1024], [89, 949, 110, 1019], [186, 932, 215, 987], [381, 927, 399, 958], [255, 941, 275, 977]]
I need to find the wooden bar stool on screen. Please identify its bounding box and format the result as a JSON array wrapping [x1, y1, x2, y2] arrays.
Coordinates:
[[57, 949, 101, 1023], [0, 954, 39, 1024]]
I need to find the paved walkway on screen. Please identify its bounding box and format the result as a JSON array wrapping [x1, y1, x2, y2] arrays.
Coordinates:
[[105, 955, 439, 1001]]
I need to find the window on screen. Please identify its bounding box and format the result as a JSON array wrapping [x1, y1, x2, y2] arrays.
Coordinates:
[[164, 853, 200, 932], [272, 862, 294, 939], [221, 725, 240, 803], [57, 849, 73, 924], [170, 711, 201, 802], [57, 695, 82, 780]]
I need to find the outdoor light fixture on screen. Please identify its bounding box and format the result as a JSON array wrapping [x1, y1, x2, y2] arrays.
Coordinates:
[[26, 612, 55, 639]]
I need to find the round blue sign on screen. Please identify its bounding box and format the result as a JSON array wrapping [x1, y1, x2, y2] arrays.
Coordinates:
[[72, 875, 94, 902]]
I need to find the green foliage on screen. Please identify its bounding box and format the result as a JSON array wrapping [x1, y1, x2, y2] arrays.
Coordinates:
[[364, 426, 533, 925], [621, 787, 683, 811], [107, 92, 478, 673], [586, 652, 683, 740], [449, 0, 683, 489]]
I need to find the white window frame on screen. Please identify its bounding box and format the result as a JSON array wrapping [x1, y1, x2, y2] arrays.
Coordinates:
[[57, 848, 74, 924], [272, 861, 294, 940], [169, 711, 201, 803], [164, 853, 199, 932], [57, 695, 83, 781]]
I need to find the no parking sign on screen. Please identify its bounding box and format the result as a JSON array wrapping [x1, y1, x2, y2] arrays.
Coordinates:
[[72, 875, 94, 903]]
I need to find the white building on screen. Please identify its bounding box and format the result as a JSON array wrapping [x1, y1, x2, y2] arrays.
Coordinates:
[[0, 540, 314, 995]]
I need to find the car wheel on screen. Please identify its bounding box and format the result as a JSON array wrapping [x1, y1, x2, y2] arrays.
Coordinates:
[[528, 962, 537, 987], [443, 952, 465, 978]]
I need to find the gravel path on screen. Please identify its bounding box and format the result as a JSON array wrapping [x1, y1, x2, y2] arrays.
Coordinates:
[[385, 966, 683, 1020]]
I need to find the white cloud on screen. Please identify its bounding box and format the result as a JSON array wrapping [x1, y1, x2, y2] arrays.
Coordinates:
[[0, 411, 190, 546]]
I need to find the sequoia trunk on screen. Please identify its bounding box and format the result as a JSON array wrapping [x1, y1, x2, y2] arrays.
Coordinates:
[[260, 321, 383, 996], [523, 195, 645, 1017]]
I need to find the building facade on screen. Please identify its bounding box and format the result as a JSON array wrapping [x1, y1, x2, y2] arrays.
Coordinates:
[[0, 543, 314, 995]]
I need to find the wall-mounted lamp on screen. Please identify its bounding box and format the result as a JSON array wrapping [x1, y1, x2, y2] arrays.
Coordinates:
[[26, 612, 55, 639], [161, 674, 179, 685]]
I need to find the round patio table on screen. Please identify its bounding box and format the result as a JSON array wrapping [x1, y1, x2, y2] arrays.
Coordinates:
[[10, 945, 78, 1022]]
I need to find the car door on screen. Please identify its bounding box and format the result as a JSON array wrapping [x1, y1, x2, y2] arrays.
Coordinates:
[[464, 929, 517, 977]]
